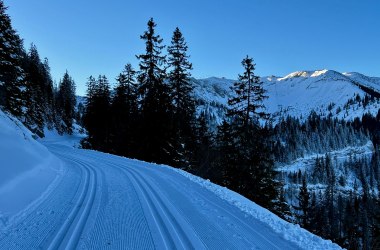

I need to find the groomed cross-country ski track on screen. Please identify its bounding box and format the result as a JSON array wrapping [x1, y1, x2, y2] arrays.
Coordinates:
[[0, 142, 339, 249]]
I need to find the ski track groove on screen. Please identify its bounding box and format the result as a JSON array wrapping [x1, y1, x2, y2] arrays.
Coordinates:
[[79, 152, 205, 250], [127, 164, 240, 250], [152, 166, 297, 250], [57, 148, 155, 250], [44, 155, 98, 250], [169, 176, 284, 250], [141, 164, 286, 250], [77, 153, 243, 250], [85, 165, 155, 249], [81, 154, 240, 250], [92, 154, 296, 250], [0, 158, 81, 249], [91, 157, 183, 249], [0, 145, 302, 249], [125, 167, 198, 249], [90, 156, 240, 249]]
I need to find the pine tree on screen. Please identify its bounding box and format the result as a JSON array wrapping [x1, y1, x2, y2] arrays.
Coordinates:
[[324, 153, 337, 239], [0, 1, 26, 117], [214, 120, 238, 187], [24, 44, 45, 136], [296, 176, 310, 228], [56, 70, 76, 134], [110, 64, 138, 157], [82, 75, 97, 148], [372, 197, 380, 249], [167, 27, 196, 168], [135, 18, 175, 165], [228, 55, 268, 127], [136, 18, 166, 99], [167, 28, 195, 129], [273, 188, 292, 221], [193, 112, 213, 176], [82, 75, 111, 150], [40, 58, 55, 128], [225, 55, 279, 210]]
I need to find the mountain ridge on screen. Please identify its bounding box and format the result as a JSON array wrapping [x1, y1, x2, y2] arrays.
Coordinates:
[[192, 69, 380, 126]]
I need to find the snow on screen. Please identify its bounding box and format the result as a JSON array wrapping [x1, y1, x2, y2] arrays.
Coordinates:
[[279, 140, 375, 202], [0, 110, 62, 221], [310, 69, 329, 77], [41, 123, 86, 148], [343, 72, 380, 93], [0, 111, 341, 249], [278, 141, 374, 174], [278, 70, 312, 80]]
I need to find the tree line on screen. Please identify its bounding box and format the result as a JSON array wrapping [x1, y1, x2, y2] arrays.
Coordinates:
[[290, 153, 380, 249], [0, 1, 76, 136], [272, 112, 369, 163]]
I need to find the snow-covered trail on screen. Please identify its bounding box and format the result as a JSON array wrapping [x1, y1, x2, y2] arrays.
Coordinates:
[[0, 144, 301, 249]]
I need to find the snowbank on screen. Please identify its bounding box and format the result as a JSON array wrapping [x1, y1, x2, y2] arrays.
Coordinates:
[[166, 166, 342, 250], [0, 110, 62, 221]]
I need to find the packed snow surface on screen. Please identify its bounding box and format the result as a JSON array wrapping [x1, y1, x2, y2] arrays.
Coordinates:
[[0, 112, 342, 249]]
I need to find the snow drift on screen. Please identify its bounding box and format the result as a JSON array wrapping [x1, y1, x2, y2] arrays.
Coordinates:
[[0, 109, 62, 220]]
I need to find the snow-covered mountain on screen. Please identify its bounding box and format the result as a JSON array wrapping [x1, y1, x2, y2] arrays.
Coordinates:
[[193, 69, 380, 125]]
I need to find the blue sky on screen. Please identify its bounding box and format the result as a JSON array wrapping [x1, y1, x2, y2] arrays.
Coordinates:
[[4, 0, 380, 95]]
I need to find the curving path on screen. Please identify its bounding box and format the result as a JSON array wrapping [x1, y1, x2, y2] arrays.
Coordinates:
[[0, 144, 300, 249]]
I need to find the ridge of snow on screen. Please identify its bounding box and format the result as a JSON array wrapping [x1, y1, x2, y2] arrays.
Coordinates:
[[278, 71, 313, 80], [310, 69, 329, 77]]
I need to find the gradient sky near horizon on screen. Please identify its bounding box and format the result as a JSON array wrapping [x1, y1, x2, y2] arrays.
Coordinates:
[[4, 0, 380, 95]]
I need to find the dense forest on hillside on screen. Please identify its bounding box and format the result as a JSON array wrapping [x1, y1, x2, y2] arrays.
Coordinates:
[[0, 2, 76, 137], [1, 1, 379, 248]]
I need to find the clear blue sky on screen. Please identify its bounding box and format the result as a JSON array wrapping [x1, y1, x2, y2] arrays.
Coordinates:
[[4, 0, 380, 95]]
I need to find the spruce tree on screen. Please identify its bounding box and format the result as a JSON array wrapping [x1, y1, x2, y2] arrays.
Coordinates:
[[41, 58, 55, 128], [136, 18, 166, 99], [82, 75, 97, 148], [82, 75, 111, 150], [226, 55, 279, 210], [194, 112, 213, 176], [215, 120, 238, 187], [56, 71, 76, 134], [24, 44, 45, 136], [296, 176, 310, 228], [136, 18, 174, 165], [228, 55, 269, 127], [273, 188, 292, 221], [167, 27, 196, 168], [111, 64, 138, 157], [167, 27, 195, 133]]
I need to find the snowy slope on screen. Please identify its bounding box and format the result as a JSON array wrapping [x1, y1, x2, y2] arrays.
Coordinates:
[[0, 110, 62, 220], [193, 70, 380, 124], [343, 72, 380, 94], [0, 111, 341, 249]]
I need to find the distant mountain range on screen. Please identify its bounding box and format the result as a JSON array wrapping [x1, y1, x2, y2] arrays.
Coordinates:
[[192, 70, 380, 125]]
